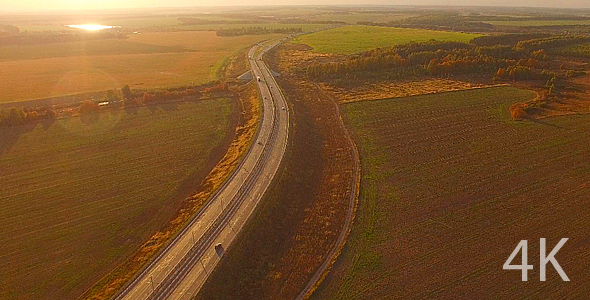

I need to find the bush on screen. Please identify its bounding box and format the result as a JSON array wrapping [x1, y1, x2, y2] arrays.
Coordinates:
[[79, 100, 99, 114], [510, 103, 529, 120]]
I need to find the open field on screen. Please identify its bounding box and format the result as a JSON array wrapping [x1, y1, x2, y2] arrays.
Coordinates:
[[306, 13, 414, 24], [0, 99, 234, 300], [0, 39, 187, 61], [486, 20, 590, 27], [312, 86, 590, 299], [11, 15, 251, 32], [292, 26, 481, 54], [176, 23, 329, 32], [0, 31, 282, 103]]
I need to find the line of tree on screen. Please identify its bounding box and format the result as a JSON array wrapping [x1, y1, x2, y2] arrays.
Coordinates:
[[305, 35, 589, 85], [386, 13, 495, 32], [216, 27, 302, 36], [305, 40, 540, 82], [470, 33, 551, 46], [0, 107, 56, 126], [516, 35, 590, 51]]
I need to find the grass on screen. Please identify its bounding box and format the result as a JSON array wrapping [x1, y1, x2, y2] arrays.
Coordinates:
[[313, 86, 590, 299], [0, 99, 234, 300], [293, 25, 482, 54], [486, 20, 590, 27], [0, 31, 282, 103]]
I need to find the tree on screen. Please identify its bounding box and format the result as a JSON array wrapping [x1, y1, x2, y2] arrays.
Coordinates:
[[79, 100, 99, 114], [121, 85, 133, 100], [142, 92, 154, 103], [105, 89, 121, 103]]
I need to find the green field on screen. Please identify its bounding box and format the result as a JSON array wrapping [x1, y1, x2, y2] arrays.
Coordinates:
[[0, 99, 233, 300], [0, 31, 282, 103], [313, 87, 590, 299], [486, 20, 590, 27], [293, 26, 482, 54]]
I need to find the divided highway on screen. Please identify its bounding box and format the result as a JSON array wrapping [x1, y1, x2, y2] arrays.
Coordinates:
[[113, 41, 289, 300]]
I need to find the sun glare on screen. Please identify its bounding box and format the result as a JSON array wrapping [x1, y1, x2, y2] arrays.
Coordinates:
[[66, 24, 118, 31]]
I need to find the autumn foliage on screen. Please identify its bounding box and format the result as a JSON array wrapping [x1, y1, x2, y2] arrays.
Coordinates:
[[510, 103, 529, 120]]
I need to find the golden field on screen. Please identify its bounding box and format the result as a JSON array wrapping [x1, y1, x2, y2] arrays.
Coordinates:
[[0, 31, 281, 103]]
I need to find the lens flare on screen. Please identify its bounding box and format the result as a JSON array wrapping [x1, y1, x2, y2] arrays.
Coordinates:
[[66, 24, 118, 31]]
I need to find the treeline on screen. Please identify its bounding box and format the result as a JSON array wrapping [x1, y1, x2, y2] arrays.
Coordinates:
[[0, 107, 56, 126], [471, 33, 551, 46], [305, 37, 569, 85], [465, 14, 590, 22], [178, 17, 259, 25], [139, 83, 227, 104], [0, 24, 20, 35], [516, 35, 590, 51], [216, 26, 302, 36], [306, 40, 539, 81], [385, 13, 495, 32]]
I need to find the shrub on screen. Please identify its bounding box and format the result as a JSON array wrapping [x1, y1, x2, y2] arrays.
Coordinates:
[[79, 100, 99, 114], [510, 103, 529, 120]]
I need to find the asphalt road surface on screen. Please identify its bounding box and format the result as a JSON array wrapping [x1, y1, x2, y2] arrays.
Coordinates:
[[113, 40, 289, 300]]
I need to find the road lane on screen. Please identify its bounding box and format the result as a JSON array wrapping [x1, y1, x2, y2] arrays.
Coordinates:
[[113, 40, 289, 300]]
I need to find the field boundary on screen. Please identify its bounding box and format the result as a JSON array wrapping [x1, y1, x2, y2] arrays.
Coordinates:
[[295, 83, 361, 300], [338, 83, 511, 104]]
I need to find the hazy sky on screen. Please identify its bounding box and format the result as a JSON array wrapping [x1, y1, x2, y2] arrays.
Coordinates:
[[2, 0, 590, 12]]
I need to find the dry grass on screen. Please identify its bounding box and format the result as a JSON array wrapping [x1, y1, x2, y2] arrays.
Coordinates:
[[321, 79, 496, 103], [0, 31, 282, 104]]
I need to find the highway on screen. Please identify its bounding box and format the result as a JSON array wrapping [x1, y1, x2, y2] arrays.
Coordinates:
[[112, 40, 289, 300]]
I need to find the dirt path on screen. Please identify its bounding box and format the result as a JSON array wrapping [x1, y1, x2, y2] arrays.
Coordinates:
[[294, 84, 361, 300]]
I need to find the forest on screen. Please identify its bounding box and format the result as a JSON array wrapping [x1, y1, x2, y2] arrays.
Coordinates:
[[216, 26, 302, 36], [305, 35, 590, 85]]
